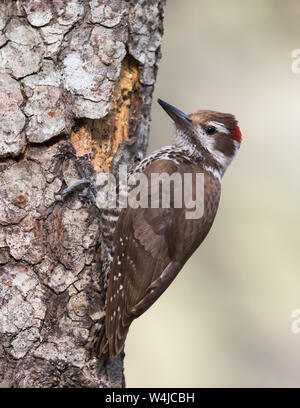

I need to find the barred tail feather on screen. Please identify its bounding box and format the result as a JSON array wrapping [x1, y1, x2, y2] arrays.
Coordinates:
[[98, 324, 110, 366]]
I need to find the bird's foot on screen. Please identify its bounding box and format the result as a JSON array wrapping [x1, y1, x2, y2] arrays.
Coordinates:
[[55, 145, 98, 205]]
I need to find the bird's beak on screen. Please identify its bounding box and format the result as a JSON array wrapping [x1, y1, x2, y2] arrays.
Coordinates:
[[157, 98, 193, 130]]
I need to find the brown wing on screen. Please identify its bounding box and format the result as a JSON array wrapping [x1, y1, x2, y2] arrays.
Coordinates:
[[102, 160, 221, 358]]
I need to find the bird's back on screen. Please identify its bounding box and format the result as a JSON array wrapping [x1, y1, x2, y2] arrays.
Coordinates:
[[99, 156, 221, 360]]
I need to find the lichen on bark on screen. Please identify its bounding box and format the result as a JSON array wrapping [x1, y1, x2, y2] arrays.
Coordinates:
[[0, 0, 166, 388]]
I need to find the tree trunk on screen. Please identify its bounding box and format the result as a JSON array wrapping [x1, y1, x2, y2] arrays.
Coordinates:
[[0, 0, 166, 388]]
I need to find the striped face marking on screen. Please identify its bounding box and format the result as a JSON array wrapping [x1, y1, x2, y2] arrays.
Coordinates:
[[208, 121, 229, 135]]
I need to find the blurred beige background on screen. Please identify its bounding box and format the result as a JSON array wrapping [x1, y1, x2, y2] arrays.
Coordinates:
[[125, 0, 300, 387]]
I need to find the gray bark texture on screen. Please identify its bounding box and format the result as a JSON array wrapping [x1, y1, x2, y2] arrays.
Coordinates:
[[0, 0, 166, 388]]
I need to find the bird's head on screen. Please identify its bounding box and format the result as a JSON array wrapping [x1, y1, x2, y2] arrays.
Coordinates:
[[158, 98, 242, 177]]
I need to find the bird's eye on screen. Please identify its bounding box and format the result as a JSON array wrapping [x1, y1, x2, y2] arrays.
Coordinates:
[[205, 126, 217, 135]]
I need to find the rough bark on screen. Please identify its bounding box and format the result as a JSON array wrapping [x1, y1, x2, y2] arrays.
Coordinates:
[[0, 0, 166, 388]]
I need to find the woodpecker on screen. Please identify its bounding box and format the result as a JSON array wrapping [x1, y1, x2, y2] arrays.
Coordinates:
[[98, 99, 242, 363]]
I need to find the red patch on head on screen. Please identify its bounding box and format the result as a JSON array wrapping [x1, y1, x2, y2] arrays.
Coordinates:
[[231, 125, 242, 143]]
